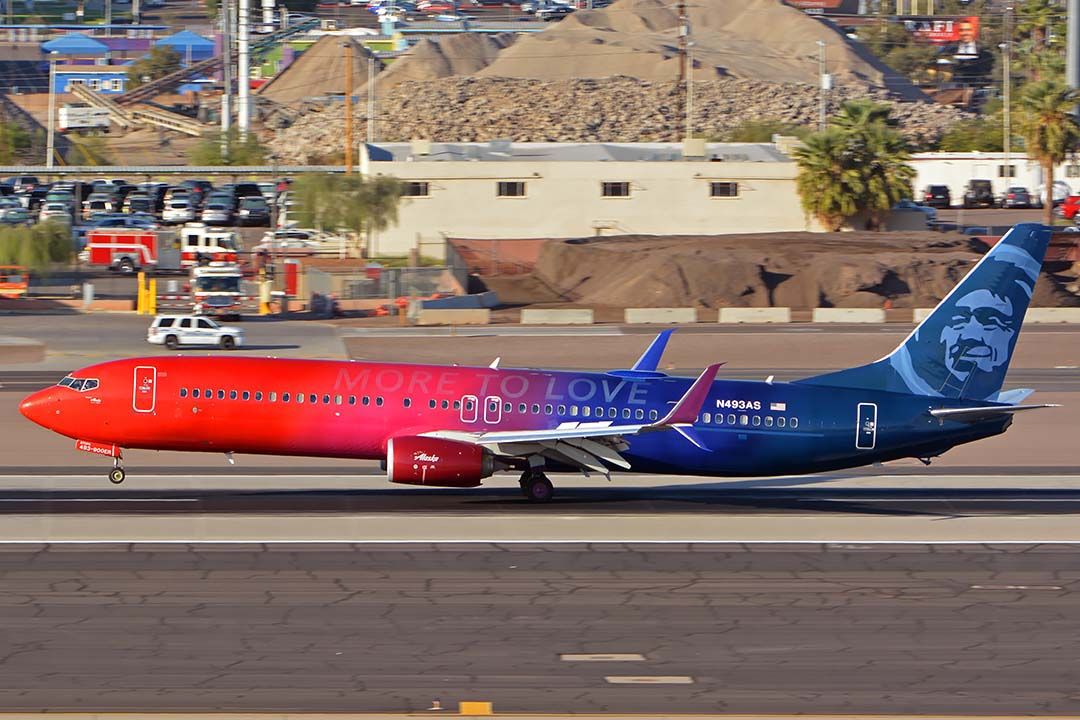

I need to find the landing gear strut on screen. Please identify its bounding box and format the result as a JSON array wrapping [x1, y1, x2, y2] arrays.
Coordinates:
[[519, 470, 554, 503], [109, 457, 125, 484]]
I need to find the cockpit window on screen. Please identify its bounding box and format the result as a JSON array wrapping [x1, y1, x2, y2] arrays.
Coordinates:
[[60, 377, 98, 392], [82, 379, 98, 391], [58, 376, 75, 387]]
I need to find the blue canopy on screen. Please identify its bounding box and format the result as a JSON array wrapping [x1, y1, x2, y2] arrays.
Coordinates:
[[41, 32, 109, 56], [155, 30, 214, 51]]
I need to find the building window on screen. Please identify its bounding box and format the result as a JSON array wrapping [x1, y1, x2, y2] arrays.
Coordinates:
[[497, 181, 526, 197], [1068, 165, 1080, 178], [110, 79, 123, 91], [403, 181, 430, 197], [601, 181, 630, 198], [997, 164, 1016, 178], [88, 79, 100, 91], [710, 181, 739, 198]]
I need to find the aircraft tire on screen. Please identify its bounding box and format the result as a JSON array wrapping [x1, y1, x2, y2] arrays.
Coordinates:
[[524, 474, 554, 503], [109, 468, 125, 484]]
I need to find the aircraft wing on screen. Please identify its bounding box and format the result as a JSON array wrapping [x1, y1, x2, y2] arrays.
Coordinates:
[[421, 363, 722, 478], [930, 403, 1060, 422]]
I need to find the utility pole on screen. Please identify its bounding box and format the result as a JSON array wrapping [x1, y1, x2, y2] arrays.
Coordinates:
[[367, 54, 375, 143], [684, 42, 693, 140], [1003, 6, 1012, 179], [818, 40, 828, 132], [221, 0, 233, 153], [344, 41, 353, 174], [1069, 0, 1080, 91], [676, 0, 687, 85], [45, 52, 57, 168], [238, 0, 251, 138]]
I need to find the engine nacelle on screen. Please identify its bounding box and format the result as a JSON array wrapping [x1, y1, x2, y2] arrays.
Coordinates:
[[387, 435, 494, 488]]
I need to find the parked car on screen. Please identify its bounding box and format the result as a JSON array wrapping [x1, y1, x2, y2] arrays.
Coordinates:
[[1057, 194, 1080, 219], [179, 179, 214, 206], [921, 184, 951, 209], [537, 4, 573, 19], [39, 202, 72, 223], [1000, 186, 1035, 209], [205, 191, 237, 211], [962, 179, 995, 208], [893, 198, 936, 225], [200, 201, 234, 226], [1037, 180, 1072, 207], [163, 198, 197, 224], [6, 175, 40, 194], [147, 315, 245, 350], [235, 196, 271, 226], [82, 193, 118, 219], [123, 192, 154, 214], [0, 207, 32, 225], [232, 182, 263, 200]]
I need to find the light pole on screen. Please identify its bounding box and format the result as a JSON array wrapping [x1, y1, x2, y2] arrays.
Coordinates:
[[45, 51, 58, 169], [1001, 6, 1012, 190]]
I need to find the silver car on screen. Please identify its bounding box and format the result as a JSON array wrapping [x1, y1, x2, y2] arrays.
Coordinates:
[[163, 199, 196, 224], [200, 202, 233, 226]]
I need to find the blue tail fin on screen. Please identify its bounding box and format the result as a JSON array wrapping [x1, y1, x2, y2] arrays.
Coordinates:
[[798, 223, 1052, 401]]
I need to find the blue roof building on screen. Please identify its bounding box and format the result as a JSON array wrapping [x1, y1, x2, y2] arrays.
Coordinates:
[[41, 32, 110, 57], [154, 30, 215, 63]]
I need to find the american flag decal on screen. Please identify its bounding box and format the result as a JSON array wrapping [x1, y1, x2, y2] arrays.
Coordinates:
[[770, 402, 787, 411]]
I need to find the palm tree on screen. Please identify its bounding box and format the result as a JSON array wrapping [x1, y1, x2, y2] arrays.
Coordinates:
[[857, 124, 915, 231], [830, 99, 897, 134], [1019, 79, 1080, 225], [1015, 0, 1063, 81], [792, 128, 864, 231]]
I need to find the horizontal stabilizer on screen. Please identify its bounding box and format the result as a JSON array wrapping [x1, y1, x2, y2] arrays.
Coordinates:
[[994, 388, 1035, 405], [930, 403, 1060, 422]]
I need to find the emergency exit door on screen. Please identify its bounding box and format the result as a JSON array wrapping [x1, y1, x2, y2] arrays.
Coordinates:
[[856, 402, 877, 450], [133, 365, 157, 413]]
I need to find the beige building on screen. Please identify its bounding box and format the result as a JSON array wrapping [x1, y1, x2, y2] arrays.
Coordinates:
[[360, 142, 822, 259]]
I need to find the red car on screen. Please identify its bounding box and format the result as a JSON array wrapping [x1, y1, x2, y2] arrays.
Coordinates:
[[1057, 195, 1080, 219]]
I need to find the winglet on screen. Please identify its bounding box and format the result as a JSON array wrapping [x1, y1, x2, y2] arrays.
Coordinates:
[[630, 329, 675, 372], [655, 363, 723, 427]]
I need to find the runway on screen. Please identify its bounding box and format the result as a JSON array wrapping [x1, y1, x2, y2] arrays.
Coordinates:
[[0, 541, 1078, 714]]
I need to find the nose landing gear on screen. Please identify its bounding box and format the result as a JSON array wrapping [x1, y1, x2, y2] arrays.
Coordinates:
[[109, 457, 125, 484]]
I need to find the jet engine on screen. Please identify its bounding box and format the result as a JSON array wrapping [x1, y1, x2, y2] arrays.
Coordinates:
[[386, 435, 494, 488]]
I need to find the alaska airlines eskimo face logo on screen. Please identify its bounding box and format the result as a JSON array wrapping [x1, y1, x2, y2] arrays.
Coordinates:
[[940, 288, 1017, 382], [413, 451, 440, 463]]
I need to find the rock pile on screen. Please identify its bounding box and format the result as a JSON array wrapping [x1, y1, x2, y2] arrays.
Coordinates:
[[267, 76, 971, 161]]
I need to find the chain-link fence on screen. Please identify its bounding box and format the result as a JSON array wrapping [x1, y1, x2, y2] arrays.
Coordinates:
[[306, 265, 457, 300]]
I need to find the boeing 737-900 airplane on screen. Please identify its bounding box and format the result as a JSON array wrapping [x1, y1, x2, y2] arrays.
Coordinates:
[[20, 223, 1058, 502]]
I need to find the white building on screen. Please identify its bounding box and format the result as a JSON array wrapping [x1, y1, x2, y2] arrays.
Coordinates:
[[361, 141, 823, 258], [910, 152, 1080, 203]]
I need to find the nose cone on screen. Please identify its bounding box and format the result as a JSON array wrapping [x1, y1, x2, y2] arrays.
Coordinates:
[[19, 389, 53, 428]]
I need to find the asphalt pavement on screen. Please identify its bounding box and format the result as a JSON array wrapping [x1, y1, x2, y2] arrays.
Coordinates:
[[0, 542, 1078, 714]]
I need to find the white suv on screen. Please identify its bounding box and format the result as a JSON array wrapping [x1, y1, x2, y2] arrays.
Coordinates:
[[147, 315, 245, 350]]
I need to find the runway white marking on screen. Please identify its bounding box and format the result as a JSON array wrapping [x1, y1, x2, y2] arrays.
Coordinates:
[[0, 539, 1078, 545], [560, 654, 646, 662], [970, 585, 1064, 590], [0, 498, 199, 503], [605, 676, 694, 684]]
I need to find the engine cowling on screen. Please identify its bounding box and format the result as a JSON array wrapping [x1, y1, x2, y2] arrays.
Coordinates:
[[387, 435, 494, 488]]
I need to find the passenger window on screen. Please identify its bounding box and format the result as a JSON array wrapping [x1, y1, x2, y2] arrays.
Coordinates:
[[309, 394, 317, 404], [180, 388, 188, 398], [255, 392, 263, 401], [727, 413, 736, 424], [765, 416, 773, 427], [403, 397, 411, 408], [558, 405, 566, 414], [230, 390, 238, 400], [242, 391, 250, 401], [441, 400, 449, 409], [362, 396, 369, 406], [180, 319, 192, 329], [297, 393, 304, 404], [595, 407, 603, 417], [791, 417, 799, 429], [453, 399, 460, 409], [752, 416, 761, 427], [740, 415, 749, 426], [429, 399, 437, 409], [778, 417, 786, 427], [322, 395, 330, 404], [583, 406, 591, 417], [376, 397, 384, 406], [504, 402, 512, 413], [607, 407, 616, 419], [570, 406, 579, 416], [703, 412, 711, 423], [158, 318, 174, 328], [205, 388, 211, 398], [715, 414, 723, 425], [348, 396, 356, 405], [545, 404, 553, 414], [649, 409, 658, 421], [217, 390, 225, 400], [635, 408, 644, 420], [623, 408, 631, 419], [518, 403, 526, 413], [531, 404, 540, 414], [193, 389, 200, 398], [283, 392, 290, 402], [270, 392, 277, 402]]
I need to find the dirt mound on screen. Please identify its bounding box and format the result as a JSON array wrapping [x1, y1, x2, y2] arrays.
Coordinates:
[[375, 33, 517, 89], [489, 233, 1077, 309], [258, 35, 383, 105]]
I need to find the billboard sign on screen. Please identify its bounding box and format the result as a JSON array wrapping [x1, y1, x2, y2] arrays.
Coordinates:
[[905, 15, 979, 48]]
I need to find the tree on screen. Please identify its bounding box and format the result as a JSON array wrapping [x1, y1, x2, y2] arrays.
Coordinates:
[[1019, 79, 1080, 225], [290, 174, 402, 256], [792, 129, 864, 232], [716, 119, 811, 143], [792, 100, 914, 231], [126, 46, 182, 89], [0, 121, 31, 164], [1015, 0, 1065, 82], [189, 127, 268, 166]]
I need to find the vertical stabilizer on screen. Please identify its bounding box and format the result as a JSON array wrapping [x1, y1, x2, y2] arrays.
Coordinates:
[[798, 223, 1052, 401]]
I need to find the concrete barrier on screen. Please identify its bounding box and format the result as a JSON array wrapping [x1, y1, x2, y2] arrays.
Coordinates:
[[1025, 308, 1080, 323], [718, 307, 791, 324], [415, 308, 491, 326], [913, 308, 935, 323], [624, 307, 697, 324], [521, 308, 594, 325], [812, 308, 887, 323]]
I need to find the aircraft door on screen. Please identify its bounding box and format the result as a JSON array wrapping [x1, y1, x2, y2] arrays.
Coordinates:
[[856, 402, 877, 450], [460, 395, 478, 424], [133, 365, 157, 413], [483, 395, 502, 425]]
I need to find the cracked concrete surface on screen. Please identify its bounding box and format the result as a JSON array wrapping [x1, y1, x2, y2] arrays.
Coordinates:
[[0, 542, 1077, 713]]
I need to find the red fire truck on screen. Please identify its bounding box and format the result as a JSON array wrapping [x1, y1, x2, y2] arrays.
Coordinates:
[[83, 225, 240, 273]]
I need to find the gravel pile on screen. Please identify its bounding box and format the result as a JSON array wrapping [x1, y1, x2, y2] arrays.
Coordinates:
[[268, 76, 972, 162]]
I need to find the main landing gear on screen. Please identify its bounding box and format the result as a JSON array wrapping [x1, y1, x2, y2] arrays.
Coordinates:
[[109, 457, 126, 484], [519, 470, 554, 503]]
